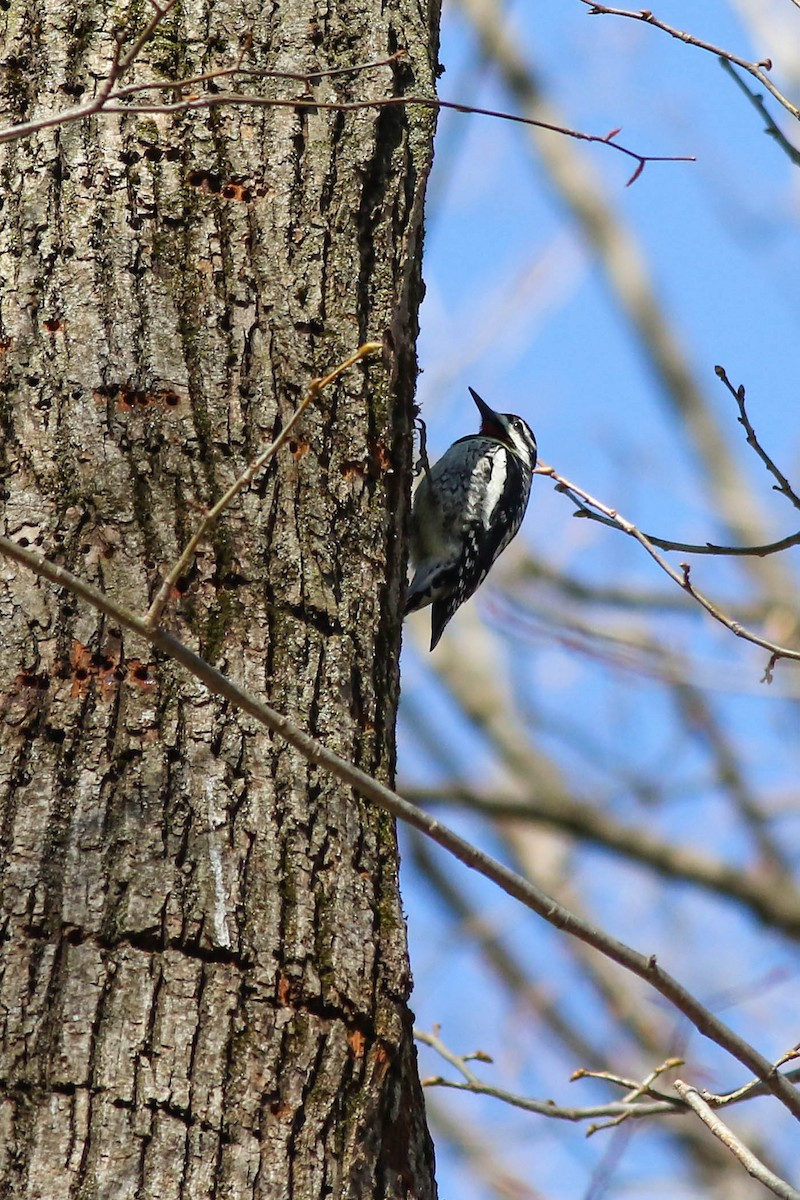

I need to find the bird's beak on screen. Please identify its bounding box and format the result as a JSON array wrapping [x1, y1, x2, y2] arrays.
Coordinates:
[[468, 387, 503, 439]]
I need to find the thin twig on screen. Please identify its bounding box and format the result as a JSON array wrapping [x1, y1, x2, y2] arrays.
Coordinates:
[[704, 1050, 800, 1108], [674, 1080, 800, 1200], [718, 59, 800, 168], [0, 37, 695, 185], [538, 464, 800, 674], [2, 533, 800, 1119], [98, 91, 694, 186], [412, 784, 800, 935], [0, 19, 695, 187], [115, 0, 181, 75], [583, 1058, 683, 1134], [0, 44, 400, 146], [564, 523, 800, 560], [144, 341, 382, 628], [417, 1027, 800, 1139], [715, 366, 800, 513], [0, 0, 179, 145], [582, 2, 800, 121], [415, 1028, 684, 1123], [572, 1063, 680, 1107], [546, 367, 800, 555], [107, 52, 409, 102]]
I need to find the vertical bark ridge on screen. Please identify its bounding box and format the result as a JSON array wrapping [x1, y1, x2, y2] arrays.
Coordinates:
[[0, 0, 440, 1195]]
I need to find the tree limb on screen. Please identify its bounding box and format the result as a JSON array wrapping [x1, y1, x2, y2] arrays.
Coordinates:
[[674, 1080, 800, 1200], [539, 464, 800, 674], [581, 2, 800, 121], [2, 534, 800, 1119]]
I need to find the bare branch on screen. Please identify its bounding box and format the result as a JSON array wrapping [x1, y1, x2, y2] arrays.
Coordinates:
[[417, 1027, 800, 1148], [407, 832, 610, 1066], [106, 52, 410, 102], [115, 0, 181, 75], [573, 1063, 680, 1106], [412, 785, 800, 936], [718, 59, 800, 167], [0, 0, 180, 145], [415, 1028, 683, 1124], [0, 29, 694, 185], [100, 92, 692, 185], [1, 543, 800, 1116], [539, 464, 800, 672], [535, 366, 800, 557], [541, 508, 800, 558], [674, 1080, 800, 1200], [581, 1059, 684, 1135], [582, 2, 800, 121], [0, 44, 400, 145], [715, 366, 800, 512], [704, 1052, 800, 1108], [596, 528, 800, 560]]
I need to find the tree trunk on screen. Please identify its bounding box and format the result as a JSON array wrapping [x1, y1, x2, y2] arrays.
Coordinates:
[[0, 2, 439, 1196]]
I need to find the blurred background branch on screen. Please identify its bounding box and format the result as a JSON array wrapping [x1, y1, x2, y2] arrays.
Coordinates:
[[401, 1, 800, 1195]]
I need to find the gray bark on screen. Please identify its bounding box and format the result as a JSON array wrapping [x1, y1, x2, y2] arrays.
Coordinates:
[[0, 1, 440, 1196]]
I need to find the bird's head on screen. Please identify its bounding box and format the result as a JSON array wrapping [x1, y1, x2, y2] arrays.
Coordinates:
[[469, 387, 537, 471]]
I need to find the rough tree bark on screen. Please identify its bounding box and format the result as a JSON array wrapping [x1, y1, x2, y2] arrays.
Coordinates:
[[0, 1, 440, 1196]]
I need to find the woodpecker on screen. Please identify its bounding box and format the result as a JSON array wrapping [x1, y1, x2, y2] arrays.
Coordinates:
[[405, 387, 537, 650]]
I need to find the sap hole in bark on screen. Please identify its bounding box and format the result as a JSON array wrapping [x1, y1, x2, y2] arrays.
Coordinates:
[[186, 168, 222, 194], [221, 182, 253, 202], [17, 672, 50, 691]]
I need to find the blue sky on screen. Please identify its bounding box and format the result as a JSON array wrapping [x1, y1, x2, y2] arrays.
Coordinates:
[[399, 3, 800, 1196]]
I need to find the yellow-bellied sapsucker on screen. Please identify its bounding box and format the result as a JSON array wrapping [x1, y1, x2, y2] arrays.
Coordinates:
[[405, 387, 537, 650]]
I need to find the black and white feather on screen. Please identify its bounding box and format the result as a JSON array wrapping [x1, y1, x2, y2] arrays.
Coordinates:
[[405, 387, 537, 650]]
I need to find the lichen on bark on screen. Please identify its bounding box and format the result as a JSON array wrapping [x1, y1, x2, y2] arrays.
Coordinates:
[[0, 0, 440, 1195]]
